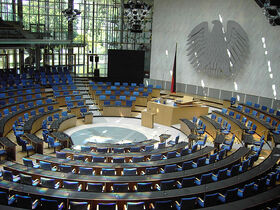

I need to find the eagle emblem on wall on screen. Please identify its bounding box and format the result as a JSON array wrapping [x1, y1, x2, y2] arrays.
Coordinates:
[[187, 20, 249, 77]]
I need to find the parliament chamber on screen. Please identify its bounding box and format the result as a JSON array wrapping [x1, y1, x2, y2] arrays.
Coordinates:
[[0, 0, 280, 209]]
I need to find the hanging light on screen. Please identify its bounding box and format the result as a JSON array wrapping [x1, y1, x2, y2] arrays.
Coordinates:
[[124, 0, 151, 33]]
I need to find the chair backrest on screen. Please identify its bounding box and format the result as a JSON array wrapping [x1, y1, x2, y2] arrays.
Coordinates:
[[203, 193, 220, 207], [40, 161, 52, 170], [130, 147, 140, 152], [246, 101, 252, 106], [98, 203, 116, 210], [145, 167, 158, 175], [158, 142, 166, 149], [0, 191, 8, 205], [180, 197, 197, 209], [97, 148, 108, 153], [259, 113, 264, 120], [225, 188, 239, 202], [15, 194, 33, 209], [3, 170, 13, 181], [217, 168, 228, 180], [154, 200, 173, 209], [92, 156, 105, 163], [56, 151, 66, 159], [261, 105, 267, 111], [167, 151, 177, 159], [243, 182, 255, 197], [59, 165, 72, 173], [192, 116, 197, 123], [40, 177, 56, 188], [136, 183, 152, 192], [191, 143, 198, 153], [123, 168, 137, 176], [254, 103, 260, 108], [181, 160, 193, 170], [79, 167, 93, 175], [211, 114, 216, 120], [102, 168, 115, 176], [252, 110, 258, 116], [164, 164, 177, 173], [196, 157, 206, 167], [23, 158, 34, 167], [200, 173, 212, 184], [181, 177, 195, 188], [114, 148, 124, 153], [40, 198, 59, 209], [230, 164, 240, 176], [160, 180, 176, 190], [63, 181, 79, 190], [20, 173, 33, 185], [69, 201, 88, 210], [150, 154, 162, 162], [208, 153, 217, 164], [132, 156, 144, 162], [112, 157, 124, 163], [113, 183, 129, 192], [127, 202, 145, 210], [145, 145, 154, 151], [87, 183, 103, 192]]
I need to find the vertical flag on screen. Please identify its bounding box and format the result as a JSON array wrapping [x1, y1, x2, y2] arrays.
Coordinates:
[[171, 43, 177, 93]]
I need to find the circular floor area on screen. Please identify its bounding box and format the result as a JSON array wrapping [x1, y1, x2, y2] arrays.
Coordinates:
[[70, 126, 147, 145], [64, 117, 188, 146]]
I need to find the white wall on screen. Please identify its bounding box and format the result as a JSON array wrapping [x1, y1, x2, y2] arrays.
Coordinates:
[[150, 0, 280, 100]]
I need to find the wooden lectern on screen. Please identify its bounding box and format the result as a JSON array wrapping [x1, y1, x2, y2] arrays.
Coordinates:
[[141, 111, 155, 128]]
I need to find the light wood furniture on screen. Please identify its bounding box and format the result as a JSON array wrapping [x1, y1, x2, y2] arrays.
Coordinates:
[[84, 113, 93, 124], [147, 100, 209, 126], [141, 111, 155, 128], [103, 106, 131, 117]]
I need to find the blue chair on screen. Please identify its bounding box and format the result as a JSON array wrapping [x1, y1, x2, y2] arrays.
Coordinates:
[[87, 183, 104, 192], [237, 182, 256, 198], [206, 153, 217, 164], [241, 116, 247, 124], [48, 136, 61, 153], [252, 110, 258, 116], [188, 143, 198, 154], [152, 200, 174, 209], [178, 177, 196, 188], [97, 148, 108, 153], [261, 105, 267, 111], [254, 103, 260, 108], [27, 101, 34, 108], [56, 151, 67, 159], [192, 116, 197, 123], [15, 194, 39, 209], [195, 173, 212, 185], [22, 157, 39, 168], [61, 111, 68, 117], [228, 111, 234, 116], [265, 116, 271, 123], [102, 168, 115, 176], [178, 160, 192, 171], [176, 197, 197, 210], [38, 107, 45, 114], [48, 105, 54, 111], [166, 151, 179, 159], [112, 157, 125, 163], [158, 180, 177, 190], [244, 107, 250, 113], [272, 124, 280, 135], [73, 154, 85, 161], [198, 193, 221, 208], [211, 114, 216, 120], [212, 168, 228, 181], [53, 113, 60, 120], [98, 203, 116, 210], [114, 148, 124, 153], [269, 108, 275, 114], [259, 113, 265, 120], [40, 161, 56, 171], [192, 157, 206, 168], [77, 101, 84, 106], [92, 156, 105, 163], [123, 168, 137, 176], [40, 177, 60, 189], [113, 183, 129, 192], [197, 124, 206, 135], [158, 142, 166, 149], [196, 134, 207, 148], [21, 140, 35, 157], [127, 202, 145, 210], [136, 183, 153, 192], [69, 201, 89, 210], [227, 164, 240, 177], [79, 167, 93, 175], [239, 159, 250, 173], [132, 156, 144, 162], [168, 135, 180, 146], [145, 167, 159, 175], [130, 147, 141, 152], [19, 104, 25, 110], [222, 123, 231, 135], [19, 174, 39, 186], [2, 170, 20, 182], [0, 191, 16, 206], [218, 188, 239, 203], [46, 98, 53, 104], [246, 124, 257, 134], [161, 164, 177, 173], [80, 107, 88, 117], [58, 165, 72, 173], [221, 108, 227, 114], [67, 102, 74, 111], [246, 101, 252, 106], [63, 181, 81, 191], [11, 106, 17, 112], [145, 145, 154, 152], [3, 108, 9, 116]]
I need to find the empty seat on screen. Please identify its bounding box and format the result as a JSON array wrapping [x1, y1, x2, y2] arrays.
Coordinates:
[[137, 182, 153, 192], [87, 183, 104, 192], [123, 168, 137, 176], [113, 183, 129, 192], [69, 201, 89, 210]]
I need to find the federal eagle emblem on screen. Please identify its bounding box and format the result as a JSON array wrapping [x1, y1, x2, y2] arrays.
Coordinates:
[[187, 20, 249, 77]]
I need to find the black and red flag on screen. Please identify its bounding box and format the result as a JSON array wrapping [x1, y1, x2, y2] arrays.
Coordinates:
[[171, 43, 177, 93]]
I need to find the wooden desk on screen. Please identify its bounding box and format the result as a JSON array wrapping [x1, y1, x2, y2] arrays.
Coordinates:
[[0, 102, 59, 137], [147, 101, 208, 126], [24, 133, 44, 154], [229, 107, 274, 140], [180, 119, 197, 136], [200, 116, 222, 140], [0, 137, 16, 160], [23, 109, 62, 134], [103, 106, 131, 117], [50, 115, 77, 132], [52, 132, 73, 148], [141, 111, 155, 128], [213, 110, 248, 141]]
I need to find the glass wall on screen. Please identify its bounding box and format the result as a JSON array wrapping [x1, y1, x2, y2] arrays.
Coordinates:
[[0, 0, 153, 76]]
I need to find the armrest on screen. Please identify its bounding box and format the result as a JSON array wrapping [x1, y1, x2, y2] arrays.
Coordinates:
[[140, 171, 145, 175], [32, 199, 39, 206], [177, 165, 182, 169], [33, 179, 39, 185], [58, 202, 64, 210], [110, 185, 113, 192], [78, 184, 82, 191], [176, 181, 181, 185], [218, 193, 225, 198], [198, 197, 204, 203], [195, 177, 200, 181], [212, 174, 217, 178], [160, 168, 164, 172], [72, 168, 76, 173], [55, 182, 60, 189], [66, 156, 72, 160], [133, 185, 137, 191], [175, 200, 180, 207], [238, 189, 243, 193], [155, 184, 160, 191], [8, 195, 15, 200], [150, 203, 155, 209]]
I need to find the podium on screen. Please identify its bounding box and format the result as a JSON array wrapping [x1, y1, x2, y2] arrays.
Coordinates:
[[141, 111, 155, 128]]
